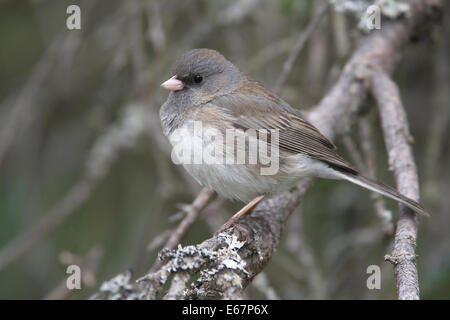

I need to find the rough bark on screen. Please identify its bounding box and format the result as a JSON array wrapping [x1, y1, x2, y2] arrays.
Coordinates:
[[372, 70, 421, 300]]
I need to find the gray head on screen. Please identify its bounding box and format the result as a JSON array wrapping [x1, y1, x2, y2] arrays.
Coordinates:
[[160, 49, 241, 107]]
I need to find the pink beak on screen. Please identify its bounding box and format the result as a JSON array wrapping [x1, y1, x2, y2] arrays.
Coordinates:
[[161, 75, 184, 91]]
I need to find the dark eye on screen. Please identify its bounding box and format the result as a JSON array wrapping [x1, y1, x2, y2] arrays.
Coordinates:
[[193, 74, 203, 83]]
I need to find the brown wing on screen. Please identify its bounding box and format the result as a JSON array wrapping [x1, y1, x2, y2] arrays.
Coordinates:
[[208, 80, 357, 174]]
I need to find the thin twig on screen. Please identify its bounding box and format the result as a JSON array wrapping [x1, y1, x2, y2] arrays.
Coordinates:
[[149, 188, 216, 272], [342, 122, 393, 235], [160, 188, 215, 251], [424, 34, 450, 202], [372, 70, 421, 300], [274, 1, 330, 94], [306, 0, 331, 97], [342, 135, 366, 170], [359, 115, 393, 235]]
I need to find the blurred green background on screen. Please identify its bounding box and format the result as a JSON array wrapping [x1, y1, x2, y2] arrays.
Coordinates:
[[0, 0, 449, 299]]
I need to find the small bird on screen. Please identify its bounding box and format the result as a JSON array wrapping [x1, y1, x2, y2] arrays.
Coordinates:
[[160, 48, 427, 230]]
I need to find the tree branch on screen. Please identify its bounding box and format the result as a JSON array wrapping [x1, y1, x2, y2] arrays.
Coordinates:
[[372, 70, 421, 300], [94, 0, 441, 300]]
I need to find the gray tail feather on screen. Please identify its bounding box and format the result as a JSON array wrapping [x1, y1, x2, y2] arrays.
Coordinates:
[[334, 171, 429, 217]]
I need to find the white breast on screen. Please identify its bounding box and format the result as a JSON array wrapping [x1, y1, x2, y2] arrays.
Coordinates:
[[167, 121, 275, 201], [167, 121, 338, 202]]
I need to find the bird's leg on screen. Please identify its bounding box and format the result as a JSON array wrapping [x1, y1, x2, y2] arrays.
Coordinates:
[[214, 195, 265, 236]]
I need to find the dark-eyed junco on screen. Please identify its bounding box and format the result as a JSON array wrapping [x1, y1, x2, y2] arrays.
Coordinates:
[[159, 48, 427, 226]]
